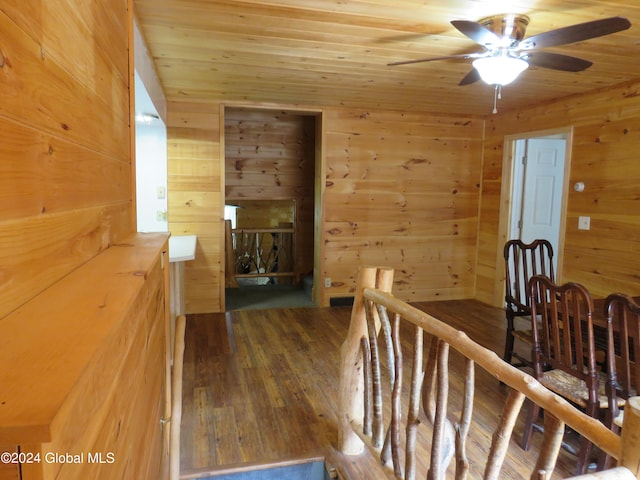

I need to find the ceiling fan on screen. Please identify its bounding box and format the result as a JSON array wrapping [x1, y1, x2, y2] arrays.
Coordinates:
[[388, 14, 631, 89]]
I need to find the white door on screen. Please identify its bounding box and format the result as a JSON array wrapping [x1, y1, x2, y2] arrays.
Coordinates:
[[511, 137, 566, 273]]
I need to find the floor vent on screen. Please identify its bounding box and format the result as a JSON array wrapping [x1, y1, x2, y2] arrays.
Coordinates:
[[329, 296, 354, 307]]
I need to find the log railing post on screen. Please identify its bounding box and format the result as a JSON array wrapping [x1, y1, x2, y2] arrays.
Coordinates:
[[338, 266, 393, 454], [224, 220, 239, 288]]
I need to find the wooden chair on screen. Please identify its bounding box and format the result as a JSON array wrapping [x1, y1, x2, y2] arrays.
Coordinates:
[[503, 239, 554, 368], [521, 275, 610, 475], [600, 293, 640, 469]]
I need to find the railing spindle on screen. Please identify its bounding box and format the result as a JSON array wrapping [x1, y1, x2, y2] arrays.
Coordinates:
[[405, 325, 423, 480], [423, 335, 439, 422], [361, 336, 372, 436], [366, 298, 384, 448], [454, 358, 474, 480], [390, 312, 403, 478], [531, 412, 564, 480], [428, 340, 453, 480], [484, 389, 526, 480], [378, 303, 395, 466]]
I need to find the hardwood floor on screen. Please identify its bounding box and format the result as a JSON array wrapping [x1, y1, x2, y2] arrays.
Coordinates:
[[180, 300, 578, 479]]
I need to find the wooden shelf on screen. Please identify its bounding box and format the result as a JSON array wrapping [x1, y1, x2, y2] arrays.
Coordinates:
[[0, 234, 168, 444]]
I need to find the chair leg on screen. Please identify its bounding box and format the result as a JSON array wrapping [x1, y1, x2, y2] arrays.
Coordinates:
[[521, 399, 539, 451], [503, 330, 515, 364], [575, 434, 594, 475], [503, 312, 515, 364], [574, 403, 599, 474], [597, 450, 615, 471]]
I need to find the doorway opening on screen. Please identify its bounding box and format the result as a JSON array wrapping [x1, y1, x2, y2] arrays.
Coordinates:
[[495, 127, 573, 304], [223, 107, 320, 311]]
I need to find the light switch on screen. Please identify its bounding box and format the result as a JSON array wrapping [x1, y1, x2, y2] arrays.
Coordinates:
[[157, 186, 166, 199], [578, 216, 590, 230]]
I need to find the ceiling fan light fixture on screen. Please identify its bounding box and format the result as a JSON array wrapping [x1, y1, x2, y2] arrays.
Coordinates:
[[472, 56, 529, 86]]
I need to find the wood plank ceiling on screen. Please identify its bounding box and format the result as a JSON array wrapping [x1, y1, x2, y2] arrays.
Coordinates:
[[134, 0, 640, 116]]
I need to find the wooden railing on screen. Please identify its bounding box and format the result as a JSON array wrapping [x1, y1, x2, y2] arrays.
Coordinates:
[[338, 266, 640, 480], [226, 224, 295, 285]]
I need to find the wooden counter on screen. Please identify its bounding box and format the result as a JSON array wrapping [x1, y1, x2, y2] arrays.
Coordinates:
[[0, 233, 170, 480]]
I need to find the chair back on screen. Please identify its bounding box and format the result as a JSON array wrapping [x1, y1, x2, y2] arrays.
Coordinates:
[[504, 239, 554, 315], [604, 293, 640, 420], [529, 275, 598, 404]]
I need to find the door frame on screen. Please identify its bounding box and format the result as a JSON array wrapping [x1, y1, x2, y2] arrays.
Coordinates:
[[493, 126, 574, 306], [220, 105, 326, 310]]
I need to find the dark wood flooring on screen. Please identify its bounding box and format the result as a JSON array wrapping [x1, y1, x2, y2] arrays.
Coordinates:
[[180, 300, 578, 479]]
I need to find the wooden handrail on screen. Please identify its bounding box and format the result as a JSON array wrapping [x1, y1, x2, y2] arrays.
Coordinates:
[[231, 227, 295, 234], [366, 288, 620, 457], [234, 272, 295, 278], [338, 266, 640, 480]]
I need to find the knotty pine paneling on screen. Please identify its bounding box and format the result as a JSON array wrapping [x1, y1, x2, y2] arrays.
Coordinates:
[[225, 108, 316, 281], [0, 2, 132, 318], [167, 101, 224, 313], [477, 80, 640, 306], [0, 8, 129, 160], [170, 103, 482, 311], [235, 199, 294, 228], [133, 0, 640, 116], [0, 2, 169, 479], [0, 205, 129, 319], [0, 116, 130, 221], [322, 108, 483, 305], [35, 248, 167, 480], [3, 235, 169, 480]]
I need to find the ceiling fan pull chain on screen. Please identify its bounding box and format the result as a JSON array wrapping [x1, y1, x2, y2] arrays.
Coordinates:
[[492, 85, 505, 114]]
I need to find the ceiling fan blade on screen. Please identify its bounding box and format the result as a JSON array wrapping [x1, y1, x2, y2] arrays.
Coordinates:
[[388, 53, 481, 67], [526, 51, 593, 72], [521, 16, 631, 50], [459, 69, 480, 86], [451, 20, 501, 46]]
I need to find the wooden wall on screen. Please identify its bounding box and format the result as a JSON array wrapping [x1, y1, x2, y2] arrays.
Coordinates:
[[2, 235, 170, 480], [0, 1, 171, 479], [167, 100, 224, 313], [170, 88, 640, 312], [321, 109, 484, 305], [477, 80, 640, 305], [225, 108, 316, 282], [235, 199, 295, 228], [170, 86, 640, 311], [167, 104, 484, 311], [0, 0, 132, 319]]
